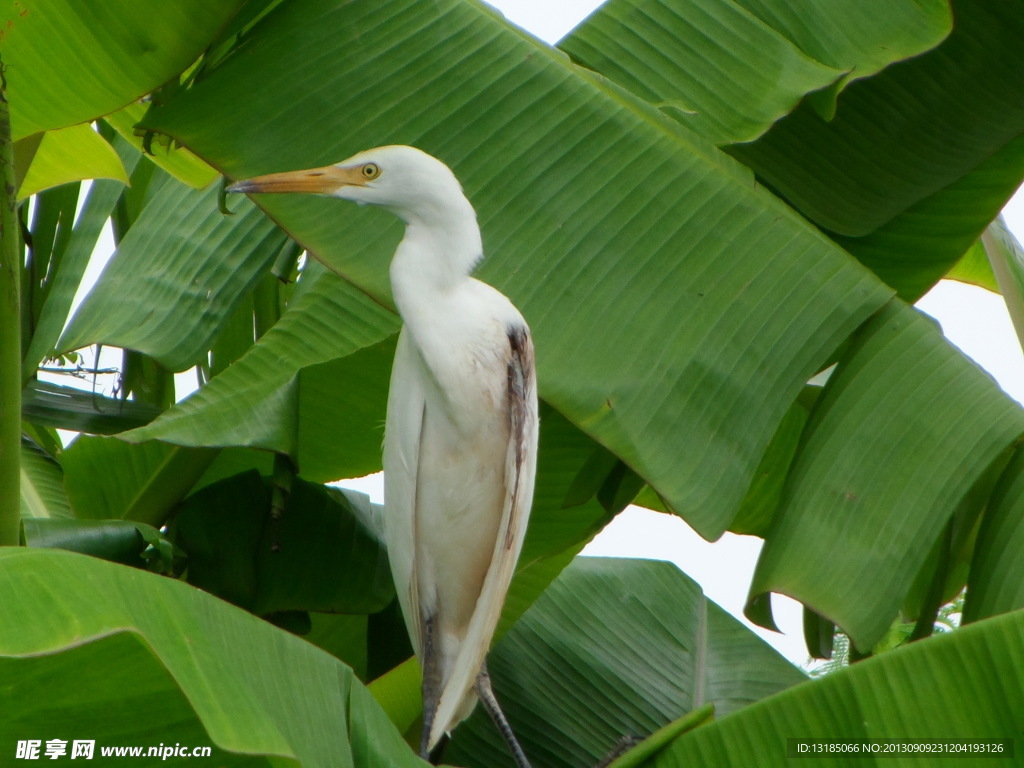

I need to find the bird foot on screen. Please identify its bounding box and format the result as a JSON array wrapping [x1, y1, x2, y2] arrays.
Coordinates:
[[475, 662, 533, 768]]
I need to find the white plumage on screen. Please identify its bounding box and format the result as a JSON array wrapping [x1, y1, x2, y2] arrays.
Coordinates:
[[228, 146, 538, 762]]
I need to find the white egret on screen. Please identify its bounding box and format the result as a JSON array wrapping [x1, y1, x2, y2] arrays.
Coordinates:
[[228, 146, 538, 766]]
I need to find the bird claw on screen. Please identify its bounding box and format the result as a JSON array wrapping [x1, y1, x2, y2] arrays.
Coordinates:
[[474, 662, 533, 768]]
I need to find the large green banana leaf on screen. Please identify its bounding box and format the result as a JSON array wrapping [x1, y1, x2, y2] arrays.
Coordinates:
[[0, 1, 245, 140], [561, 0, 951, 143], [0, 547, 425, 767]]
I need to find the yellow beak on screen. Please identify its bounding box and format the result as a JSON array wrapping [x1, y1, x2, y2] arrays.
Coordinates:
[[226, 164, 365, 195]]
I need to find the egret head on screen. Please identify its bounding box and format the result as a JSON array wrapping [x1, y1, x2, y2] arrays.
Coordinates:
[[226, 145, 469, 225]]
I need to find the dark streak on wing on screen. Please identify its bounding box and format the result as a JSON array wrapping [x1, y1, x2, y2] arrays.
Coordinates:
[[504, 324, 534, 550], [419, 613, 440, 757]]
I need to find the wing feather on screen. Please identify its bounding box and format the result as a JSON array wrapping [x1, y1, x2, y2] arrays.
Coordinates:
[[382, 329, 428, 657], [429, 324, 538, 747]]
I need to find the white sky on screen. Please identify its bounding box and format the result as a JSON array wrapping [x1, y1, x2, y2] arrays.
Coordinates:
[[62, 0, 1024, 669], [485, 0, 603, 41]]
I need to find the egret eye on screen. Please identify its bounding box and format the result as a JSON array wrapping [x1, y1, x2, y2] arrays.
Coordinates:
[[362, 163, 380, 180]]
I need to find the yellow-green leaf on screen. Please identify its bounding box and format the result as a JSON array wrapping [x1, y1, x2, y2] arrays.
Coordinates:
[[15, 124, 127, 199]]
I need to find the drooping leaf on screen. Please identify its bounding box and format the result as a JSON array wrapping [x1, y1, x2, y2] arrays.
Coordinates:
[[728, 393, 813, 537], [749, 301, 1024, 650], [802, 608, 834, 663], [836, 134, 1024, 300], [61, 436, 218, 526], [445, 558, 806, 768], [564, 1, 1020, 301], [978, 215, 1024, 350], [561, 0, 842, 144], [964, 444, 1024, 623], [563, 0, 953, 145], [947, 239, 999, 294], [901, 450, 1007, 627], [173, 472, 394, 616], [0, 548, 427, 767], [729, 1, 1024, 237], [728, 0, 952, 114]]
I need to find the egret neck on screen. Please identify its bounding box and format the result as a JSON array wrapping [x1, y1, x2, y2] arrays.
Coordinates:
[[388, 190, 483, 311], [387, 190, 489, 428]]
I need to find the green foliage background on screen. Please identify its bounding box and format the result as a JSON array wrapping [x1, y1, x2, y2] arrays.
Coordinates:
[[3, 0, 1024, 765]]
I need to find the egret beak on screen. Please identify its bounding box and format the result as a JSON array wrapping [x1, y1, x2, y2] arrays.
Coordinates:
[[226, 164, 364, 195]]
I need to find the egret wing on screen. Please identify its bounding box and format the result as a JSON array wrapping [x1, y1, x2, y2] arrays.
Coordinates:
[[383, 328, 428, 657], [429, 325, 538, 746]]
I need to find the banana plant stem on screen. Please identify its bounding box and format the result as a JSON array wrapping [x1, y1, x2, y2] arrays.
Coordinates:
[[0, 59, 23, 546]]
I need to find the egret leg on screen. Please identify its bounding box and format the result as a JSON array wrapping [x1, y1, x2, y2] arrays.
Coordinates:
[[475, 660, 532, 768]]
